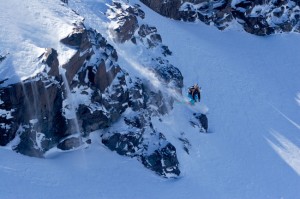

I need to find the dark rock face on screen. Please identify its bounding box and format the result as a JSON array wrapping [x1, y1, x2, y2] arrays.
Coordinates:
[[0, 1, 203, 178], [60, 28, 85, 48], [140, 0, 183, 19], [62, 26, 94, 83], [43, 48, 60, 78], [107, 1, 183, 91], [57, 136, 83, 151], [102, 132, 143, 156], [102, 113, 180, 177], [190, 113, 208, 132], [61, 0, 68, 4], [0, 54, 67, 156], [141, 0, 300, 35], [0, 26, 127, 156], [0, 54, 6, 64], [108, 2, 140, 43], [141, 143, 180, 177]]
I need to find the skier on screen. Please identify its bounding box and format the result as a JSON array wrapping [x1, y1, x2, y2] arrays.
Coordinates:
[[188, 83, 201, 103]]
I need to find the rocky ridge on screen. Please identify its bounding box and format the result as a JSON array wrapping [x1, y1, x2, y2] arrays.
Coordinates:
[[140, 0, 300, 35], [0, 1, 207, 177]]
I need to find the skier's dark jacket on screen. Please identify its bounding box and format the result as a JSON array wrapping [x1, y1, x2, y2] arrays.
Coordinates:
[[188, 85, 201, 101]]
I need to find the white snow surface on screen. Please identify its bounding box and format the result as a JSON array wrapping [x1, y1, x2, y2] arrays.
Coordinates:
[[1, 0, 300, 198], [0, 0, 82, 86]]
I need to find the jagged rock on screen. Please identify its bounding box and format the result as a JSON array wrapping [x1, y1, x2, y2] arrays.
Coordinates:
[[178, 134, 191, 155], [93, 61, 122, 92], [42, 48, 59, 77], [0, 54, 6, 64], [77, 104, 110, 133], [0, 45, 72, 155], [140, 0, 182, 19], [57, 136, 83, 151], [62, 27, 94, 83], [102, 112, 181, 177], [128, 79, 145, 111], [95, 61, 109, 92], [141, 0, 300, 35], [153, 57, 183, 89], [61, 0, 68, 4], [112, 15, 138, 43], [14, 129, 45, 158], [191, 113, 208, 132], [60, 28, 85, 48], [138, 24, 157, 37], [0, 75, 67, 156], [109, 133, 182, 177], [1, 2, 186, 178], [141, 143, 180, 177], [102, 132, 143, 156]]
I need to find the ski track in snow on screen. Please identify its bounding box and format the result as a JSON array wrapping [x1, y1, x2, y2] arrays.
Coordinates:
[[1, 0, 300, 198]]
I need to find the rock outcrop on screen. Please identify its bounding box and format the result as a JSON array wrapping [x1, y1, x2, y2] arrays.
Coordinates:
[[0, 50, 65, 157], [0, 19, 185, 177], [140, 0, 300, 35], [102, 112, 180, 177], [0, 1, 208, 178]]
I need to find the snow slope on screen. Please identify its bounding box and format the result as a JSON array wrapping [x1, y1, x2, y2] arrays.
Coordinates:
[[1, 0, 300, 198], [0, 0, 82, 86]]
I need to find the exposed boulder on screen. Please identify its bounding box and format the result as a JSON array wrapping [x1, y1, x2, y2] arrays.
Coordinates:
[[138, 24, 157, 37], [42, 48, 60, 78], [141, 143, 180, 177], [61, 26, 94, 83], [60, 27, 85, 48], [57, 136, 84, 151], [102, 112, 180, 177], [0, 54, 6, 64], [102, 132, 143, 156], [190, 113, 208, 132]]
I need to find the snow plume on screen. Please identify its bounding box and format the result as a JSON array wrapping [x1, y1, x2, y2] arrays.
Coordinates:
[[115, 46, 180, 97], [267, 130, 300, 176], [271, 105, 300, 130], [118, 48, 162, 88], [297, 93, 300, 107]]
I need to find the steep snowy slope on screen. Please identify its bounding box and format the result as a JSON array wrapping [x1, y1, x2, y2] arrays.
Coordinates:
[[0, 0, 82, 86], [1, 0, 300, 198]]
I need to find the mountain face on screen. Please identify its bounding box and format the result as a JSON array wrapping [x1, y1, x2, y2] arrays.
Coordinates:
[[0, 0, 206, 177], [4, 0, 298, 179], [140, 0, 300, 35]]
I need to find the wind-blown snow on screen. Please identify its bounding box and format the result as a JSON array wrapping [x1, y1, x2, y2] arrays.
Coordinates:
[[0, 0, 82, 86], [267, 130, 300, 176], [1, 0, 300, 198]]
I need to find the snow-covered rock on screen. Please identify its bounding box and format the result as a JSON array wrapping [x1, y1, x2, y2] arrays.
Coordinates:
[[141, 0, 300, 35], [0, 0, 208, 178]]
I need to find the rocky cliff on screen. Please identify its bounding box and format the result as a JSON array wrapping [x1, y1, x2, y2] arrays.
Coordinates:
[[0, 1, 207, 178], [140, 0, 300, 35]]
